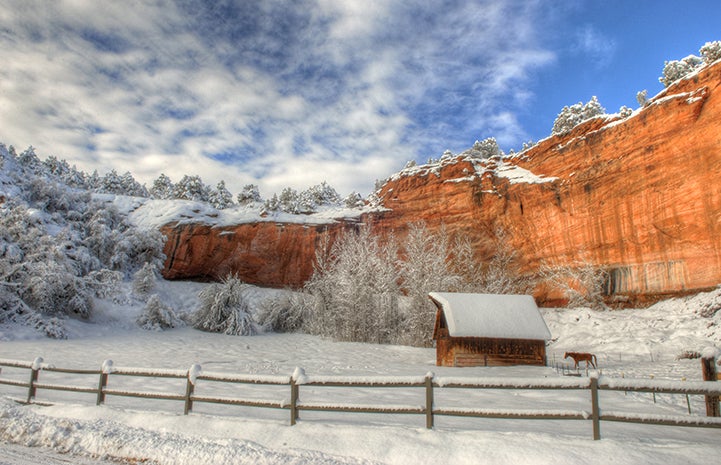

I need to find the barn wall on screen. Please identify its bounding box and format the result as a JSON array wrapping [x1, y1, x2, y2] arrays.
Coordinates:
[[436, 337, 546, 367]]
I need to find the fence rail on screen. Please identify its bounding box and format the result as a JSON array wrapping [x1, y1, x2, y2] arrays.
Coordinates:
[[1, 357, 721, 440]]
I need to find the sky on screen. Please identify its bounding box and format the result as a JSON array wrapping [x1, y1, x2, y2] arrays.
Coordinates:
[[0, 0, 719, 198]]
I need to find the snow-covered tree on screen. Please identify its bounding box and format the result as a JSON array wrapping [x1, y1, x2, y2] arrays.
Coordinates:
[[278, 187, 300, 213], [298, 182, 341, 213], [237, 184, 261, 205], [149, 174, 175, 199], [304, 226, 400, 344], [343, 191, 364, 208], [539, 262, 609, 310], [132, 262, 158, 297], [208, 180, 234, 209], [173, 175, 209, 202], [636, 90, 649, 107], [452, 230, 532, 296], [193, 275, 257, 336], [85, 269, 122, 299], [468, 137, 502, 159], [659, 55, 702, 87], [99, 169, 123, 194], [137, 294, 182, 331], [120, 171, 148, 197], [618, 106, 633, 118], [398, 223, 464, 347], [551, 96, 606, 135], [700, 41, 721, 64], [255, 292, 309, 333], [21, 261, 93, 319], [16, 146, 42, 173], [110, 228, 167, 277]]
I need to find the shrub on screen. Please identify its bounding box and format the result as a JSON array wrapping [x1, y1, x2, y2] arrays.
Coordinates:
[[193, 275, 257, 335], [552, 96, 605, 135], [468, 137, 502, 159], [659, 55, 702, 87], [255, 292, 309, 333], [700, 41, 721, 64], [137, 294, 182, 331], [132, 262, 158, 297]]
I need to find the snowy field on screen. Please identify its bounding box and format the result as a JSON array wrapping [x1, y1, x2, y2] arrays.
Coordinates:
[[2, 282, 721, 464]]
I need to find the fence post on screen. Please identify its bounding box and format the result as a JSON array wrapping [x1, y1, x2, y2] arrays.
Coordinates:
[[97, 360, 113, 405], [425, 372, 434, 429], [290, 367, 305, 426], [184, 364, 201, 415], [26, 357, 43, 404], [701, 352, 719, 417], [590, 375, 601, 440]]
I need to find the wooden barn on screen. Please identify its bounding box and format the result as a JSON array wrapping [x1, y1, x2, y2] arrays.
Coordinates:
[[429, 292, 552, 367]]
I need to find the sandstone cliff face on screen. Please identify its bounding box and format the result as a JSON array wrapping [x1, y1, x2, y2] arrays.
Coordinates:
[[161, 61, 721, 303], [161, 221, 348, 287]]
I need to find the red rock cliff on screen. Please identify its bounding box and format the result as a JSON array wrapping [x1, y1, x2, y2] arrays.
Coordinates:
[[161, 61, 721, 302]]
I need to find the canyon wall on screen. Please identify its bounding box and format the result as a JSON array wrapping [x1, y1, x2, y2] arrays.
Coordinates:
[[161, 61, 721, 303]]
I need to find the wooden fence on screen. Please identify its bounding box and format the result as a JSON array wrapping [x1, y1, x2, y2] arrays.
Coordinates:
[[2, 357, 721, 440]]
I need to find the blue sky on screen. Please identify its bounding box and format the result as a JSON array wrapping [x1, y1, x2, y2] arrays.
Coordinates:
[[0, 1, 718, 198]]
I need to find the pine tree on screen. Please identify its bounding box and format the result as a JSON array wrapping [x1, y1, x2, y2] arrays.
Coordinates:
[[237, 184, 261, 205], [551, 96, 605, 135], [208, 180, 234, 209], [700, 41, 721, 64], [173, 175, 209, 202], [149, 174, 174, 199]]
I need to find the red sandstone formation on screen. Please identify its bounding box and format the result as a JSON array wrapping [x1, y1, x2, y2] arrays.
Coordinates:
[[161, 60, 721, 303], [161, 221, 348, 287]]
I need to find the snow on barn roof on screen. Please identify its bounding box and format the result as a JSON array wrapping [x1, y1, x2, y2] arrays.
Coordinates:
[[429, 292, 552, 341]]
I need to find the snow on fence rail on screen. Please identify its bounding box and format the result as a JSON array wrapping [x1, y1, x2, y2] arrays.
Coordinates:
[[1, 357, 721, 440]]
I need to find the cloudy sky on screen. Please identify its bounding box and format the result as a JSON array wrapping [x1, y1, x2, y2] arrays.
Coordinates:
[[0, 1, 718, 198]]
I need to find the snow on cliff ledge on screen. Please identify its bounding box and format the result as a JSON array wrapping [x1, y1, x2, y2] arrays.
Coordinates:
[[388, 152, 558, 188], [102, 195, 379, 230]]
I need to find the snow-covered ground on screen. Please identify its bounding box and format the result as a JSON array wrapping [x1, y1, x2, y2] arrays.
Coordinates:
[[2, 282, 721, 464]]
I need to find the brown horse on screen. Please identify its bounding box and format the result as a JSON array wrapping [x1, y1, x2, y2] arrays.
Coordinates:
[[564, 352, 597, 369]]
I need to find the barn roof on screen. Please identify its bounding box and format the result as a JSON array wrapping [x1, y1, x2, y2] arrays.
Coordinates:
[[429, 292, 552, 340]]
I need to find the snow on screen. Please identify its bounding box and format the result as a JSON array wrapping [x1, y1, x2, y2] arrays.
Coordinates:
[[188, 364, 202, 385], [113, 196, 377, 230], [3, 283, 721, 463], [386, 153, 557, 192], [493, 163, 558, 185], [429, 292, 552, 340]]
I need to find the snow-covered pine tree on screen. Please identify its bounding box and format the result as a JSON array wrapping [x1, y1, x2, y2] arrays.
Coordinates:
[[700, 41, 721, 64], [551, 96, 605, 135], [149, 174, 175, 199], [636, 90, 649, 107], [659, 55, 702, 87], [208, 180, 234, 209], [278, 187, 300, 214], [133, 262, 158, 297], [468, 137, 502, 159], [120, 171, 148, 197], [173, 175, 210, 202], [237, 184, 261, 205], [343, 191, 364, 208], [99, 169, 124, 194]]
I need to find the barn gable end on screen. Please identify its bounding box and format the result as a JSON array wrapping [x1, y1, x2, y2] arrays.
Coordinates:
[[429, 292, 551, 367]]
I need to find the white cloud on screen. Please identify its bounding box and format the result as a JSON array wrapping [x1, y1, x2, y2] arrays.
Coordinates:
[[0, 0, 557, 197], [573, 25, 617, 68]]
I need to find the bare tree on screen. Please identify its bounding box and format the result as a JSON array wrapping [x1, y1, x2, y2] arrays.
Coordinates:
[[304, 225, 400, 344], [539, 262, 609, 310]]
